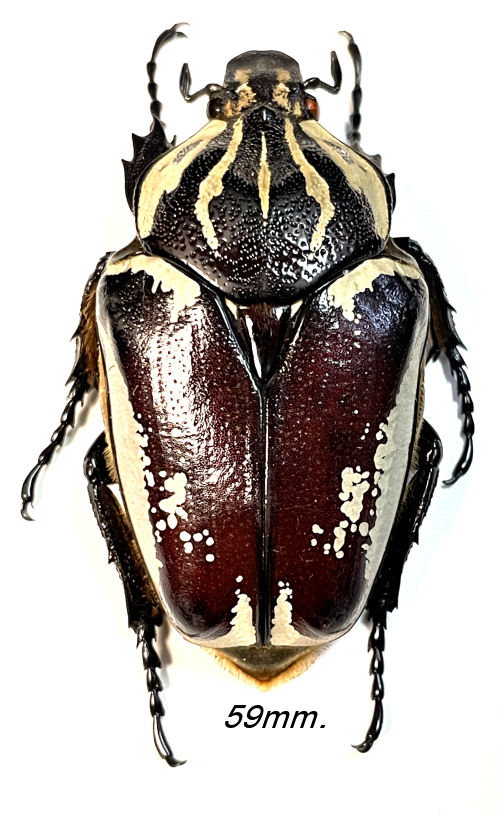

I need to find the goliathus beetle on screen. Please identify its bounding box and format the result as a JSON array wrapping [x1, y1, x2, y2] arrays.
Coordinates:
[[21, 24, 473, 764]]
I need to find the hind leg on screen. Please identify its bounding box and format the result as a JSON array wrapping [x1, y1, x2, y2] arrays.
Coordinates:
[[354, 420, 443, 752], [84, 432, 184, 766]]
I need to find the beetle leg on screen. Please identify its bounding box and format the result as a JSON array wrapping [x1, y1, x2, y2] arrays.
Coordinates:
[[84, 432, 185, 767], [353, 612, 386, 753], [333, 32, 386, 173], [394, 237, 474, 484], [338, 31, 362, 150], [123, 26, 187, 211], [21, 253, 112, 520], [147, 24, 187, 128], [354, 420, 443, 752]]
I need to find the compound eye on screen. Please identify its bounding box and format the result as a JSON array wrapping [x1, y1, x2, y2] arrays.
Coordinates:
[[305, 95, 319, 119], [207, 96, 224, 119]]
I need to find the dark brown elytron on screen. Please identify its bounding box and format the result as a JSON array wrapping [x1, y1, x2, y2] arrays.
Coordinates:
[[21, 25, 473, 764]]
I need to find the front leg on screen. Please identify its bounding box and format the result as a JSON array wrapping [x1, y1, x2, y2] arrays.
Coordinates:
[[394, 237, 474, 484], [21, 252, 111, 520]]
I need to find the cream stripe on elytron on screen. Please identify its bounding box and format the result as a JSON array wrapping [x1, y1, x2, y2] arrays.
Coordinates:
[[98, 251, 202, 607], [363, 294, 428, 582], [270, 263, 428, 647], [327, 254, 422, 321], [326, 253, 428, 628], [300, 119, 390, 239], [137, 118, 228, 237], [194, 118, 244, 251], [106, 252, 201, 324], [284, 118, 335, 253], [96, 295, 167, 609], [258, 132, 271, 219], [99, 252, 257, 648]]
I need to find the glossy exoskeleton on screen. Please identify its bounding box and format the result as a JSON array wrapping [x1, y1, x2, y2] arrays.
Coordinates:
[[21, 25, 473, 763]]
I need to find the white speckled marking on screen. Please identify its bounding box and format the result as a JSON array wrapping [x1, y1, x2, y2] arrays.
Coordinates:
[[333, 528, 345, 551], [270, 586, 318, 646], [339, 467, 370, 522], [205, 593, 256, 647], [158, 472, 188, 529]]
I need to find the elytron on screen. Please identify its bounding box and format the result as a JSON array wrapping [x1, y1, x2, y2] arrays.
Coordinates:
[[22, 24, 473, 764]]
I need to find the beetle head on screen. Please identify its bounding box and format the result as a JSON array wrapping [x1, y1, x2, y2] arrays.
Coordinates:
[[180, 51, 322, 122]]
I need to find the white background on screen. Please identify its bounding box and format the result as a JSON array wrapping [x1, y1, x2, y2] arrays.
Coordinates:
[[2, 1, 498, 813]]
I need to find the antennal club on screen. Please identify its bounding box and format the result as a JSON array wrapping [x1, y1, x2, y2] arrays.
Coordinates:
[[179, 62, 224, 102], [303, 50, 342, 94]]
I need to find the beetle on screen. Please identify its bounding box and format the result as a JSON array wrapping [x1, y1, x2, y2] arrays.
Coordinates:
[[21, 24, 473, 764]]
